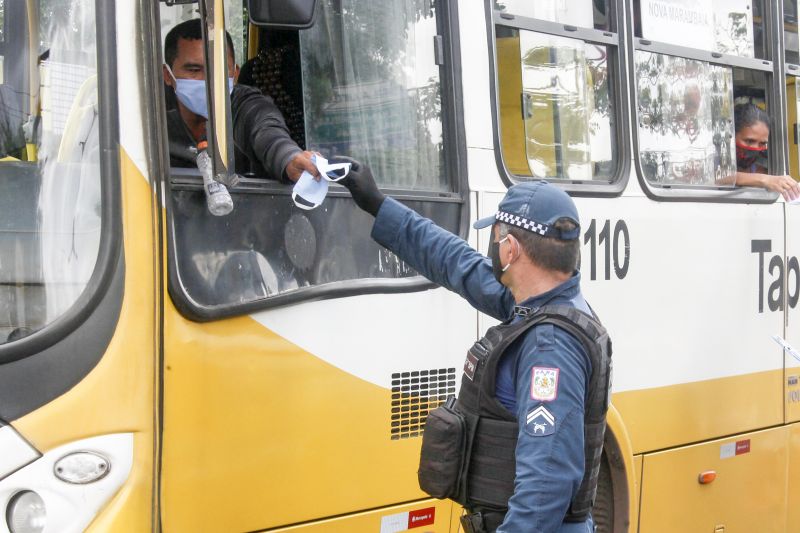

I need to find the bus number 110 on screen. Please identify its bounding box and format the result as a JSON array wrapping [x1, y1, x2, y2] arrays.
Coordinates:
[[583, 219, 630, 281]]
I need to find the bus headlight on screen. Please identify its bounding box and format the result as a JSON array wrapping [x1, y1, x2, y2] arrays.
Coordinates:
[[5, 490, 46, 533]]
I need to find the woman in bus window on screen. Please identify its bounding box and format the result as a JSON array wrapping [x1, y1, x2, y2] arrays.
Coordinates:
[[725, 103, 800, 201]]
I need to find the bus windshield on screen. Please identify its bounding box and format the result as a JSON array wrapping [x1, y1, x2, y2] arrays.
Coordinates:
[[0, 0, 102, 344]]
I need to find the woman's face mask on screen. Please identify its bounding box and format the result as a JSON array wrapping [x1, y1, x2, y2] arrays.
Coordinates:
[[165, 64, 234, 119], [736, 141, 768, 171]]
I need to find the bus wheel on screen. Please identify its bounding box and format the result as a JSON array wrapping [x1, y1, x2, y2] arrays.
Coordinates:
[[593, 430, 629, 533], [593, 453, 614, 533]]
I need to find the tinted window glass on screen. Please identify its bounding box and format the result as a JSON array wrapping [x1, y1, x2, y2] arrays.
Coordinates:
[[300, 0, 446, 191], [0, 0, 101, 344]]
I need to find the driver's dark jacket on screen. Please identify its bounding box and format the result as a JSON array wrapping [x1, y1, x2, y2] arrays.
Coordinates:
[[372, 197, 593, 532], [166, 84, 300, 182]]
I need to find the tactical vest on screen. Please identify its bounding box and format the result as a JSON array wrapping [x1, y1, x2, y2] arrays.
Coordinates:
[[418, 304, 612, 523]]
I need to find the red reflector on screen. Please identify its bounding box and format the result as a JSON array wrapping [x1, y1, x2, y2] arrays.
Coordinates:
[[698, 470, 717, 484], [408, 507, 435, 529]]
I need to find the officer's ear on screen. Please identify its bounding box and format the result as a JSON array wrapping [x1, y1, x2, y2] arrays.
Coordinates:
[[506, 233, 521, 263]]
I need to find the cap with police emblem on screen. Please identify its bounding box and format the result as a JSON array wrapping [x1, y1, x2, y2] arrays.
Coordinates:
[[473, 181, 580, 240]]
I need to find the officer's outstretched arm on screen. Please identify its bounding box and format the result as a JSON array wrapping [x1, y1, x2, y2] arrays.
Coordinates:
[[336, 156, 513, 320]]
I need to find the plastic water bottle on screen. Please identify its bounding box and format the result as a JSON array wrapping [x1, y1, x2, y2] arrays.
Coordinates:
[[196, 141, 233, 216]]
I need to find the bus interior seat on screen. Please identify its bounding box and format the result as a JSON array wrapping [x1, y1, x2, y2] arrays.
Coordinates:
[[237, 30, 306, 149], [56, 74, 98, 163]]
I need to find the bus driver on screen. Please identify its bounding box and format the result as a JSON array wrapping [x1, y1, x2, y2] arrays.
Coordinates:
[[162, 19, 318, 182]]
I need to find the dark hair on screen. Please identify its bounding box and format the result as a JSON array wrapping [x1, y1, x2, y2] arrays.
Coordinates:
[[499, 219, 580, 274], [734, 103, 769, 134], [164, 19, 236, 68]]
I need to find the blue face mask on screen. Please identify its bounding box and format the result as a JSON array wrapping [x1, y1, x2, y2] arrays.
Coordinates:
[[165, 64, 234, 119]]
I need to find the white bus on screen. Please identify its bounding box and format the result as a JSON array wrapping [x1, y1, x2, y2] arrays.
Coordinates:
[[0, 0, 798, 531]]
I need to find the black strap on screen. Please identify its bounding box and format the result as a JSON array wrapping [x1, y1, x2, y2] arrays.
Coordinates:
[[461, 510, 506, 533]]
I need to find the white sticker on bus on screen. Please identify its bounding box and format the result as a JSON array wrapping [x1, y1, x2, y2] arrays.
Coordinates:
[[380, 507, 435, 532]]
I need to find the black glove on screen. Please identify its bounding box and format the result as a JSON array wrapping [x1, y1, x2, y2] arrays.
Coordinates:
[[333, 156, 386, 217]]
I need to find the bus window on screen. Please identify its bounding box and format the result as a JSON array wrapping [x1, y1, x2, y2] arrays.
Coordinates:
[[0, 0, 4, 83], [299, 3, 445, 191], [636, 53, 737, 185], [633, 0, 777, 196], [163, 0, 462, 318], [0, 0, 103, 344], [493, 0, 622, 186], [786, 1, 800, 180], [160, 1, 248, 68], [788, 0, 799, 67]]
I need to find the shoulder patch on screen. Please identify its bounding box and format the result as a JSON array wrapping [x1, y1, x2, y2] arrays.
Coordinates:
[[525, 405, 555, 436], [463, 353, 478, 381], [531, 367, 559, 402]]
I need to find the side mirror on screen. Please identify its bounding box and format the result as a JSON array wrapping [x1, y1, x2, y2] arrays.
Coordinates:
[[247, 0, 318, 29]]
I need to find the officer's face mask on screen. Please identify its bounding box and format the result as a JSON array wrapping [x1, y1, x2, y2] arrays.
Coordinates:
[[736, 141, 768, 171], [165, 64, 234, 120], [488, 235, 511, 284]]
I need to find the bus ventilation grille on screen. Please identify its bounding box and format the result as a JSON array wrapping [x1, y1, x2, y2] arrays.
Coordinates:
[[390, 368, 457, 440]]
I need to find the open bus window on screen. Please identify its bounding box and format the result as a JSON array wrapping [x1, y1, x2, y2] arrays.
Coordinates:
[[632, 0, 776, 193], [0, 0, 102, 344], [164, 0, 461, 318], [493, 0, 620, 184]]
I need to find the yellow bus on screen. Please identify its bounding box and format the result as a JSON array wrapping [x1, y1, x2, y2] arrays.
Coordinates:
[[0, 0, 799, 531]]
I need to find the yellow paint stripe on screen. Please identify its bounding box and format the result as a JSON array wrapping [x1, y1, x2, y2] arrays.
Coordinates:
[[613, 369, 783, 454]]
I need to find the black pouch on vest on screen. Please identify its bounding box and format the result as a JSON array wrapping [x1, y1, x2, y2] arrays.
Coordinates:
[[418, 396, 467, 499]]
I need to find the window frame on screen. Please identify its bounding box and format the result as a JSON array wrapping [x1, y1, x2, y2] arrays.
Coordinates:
[[628, 0, 786, 203], [486, 0, 632, 198], [160, 0, 470, 321], [783, 0, 800, 181], [0, 0, 123, 363]]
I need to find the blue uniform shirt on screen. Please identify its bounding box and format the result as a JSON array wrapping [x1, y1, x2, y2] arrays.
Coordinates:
[[372, 198, 593, 533]]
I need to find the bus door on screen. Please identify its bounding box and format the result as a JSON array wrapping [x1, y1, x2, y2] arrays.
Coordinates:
[[0, 0, 161, 532], [157, 0, 470, 531]]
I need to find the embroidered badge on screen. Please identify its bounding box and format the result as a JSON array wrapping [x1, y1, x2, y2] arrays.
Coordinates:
[[531, 367, 559, 402], [525, 405, 555, 437], [463, 353, 479, 381]]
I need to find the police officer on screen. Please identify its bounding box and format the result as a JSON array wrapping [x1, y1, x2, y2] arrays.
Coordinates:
[[339, 160, 611, 533]]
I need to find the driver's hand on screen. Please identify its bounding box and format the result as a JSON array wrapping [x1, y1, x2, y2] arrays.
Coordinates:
[[285, 151, 320, 182]]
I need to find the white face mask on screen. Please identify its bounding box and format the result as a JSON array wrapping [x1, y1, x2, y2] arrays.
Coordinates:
[[165, 64, 234, 119]]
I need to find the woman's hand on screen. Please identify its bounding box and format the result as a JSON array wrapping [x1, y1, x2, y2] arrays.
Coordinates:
[[763, 174, 800, 201]]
